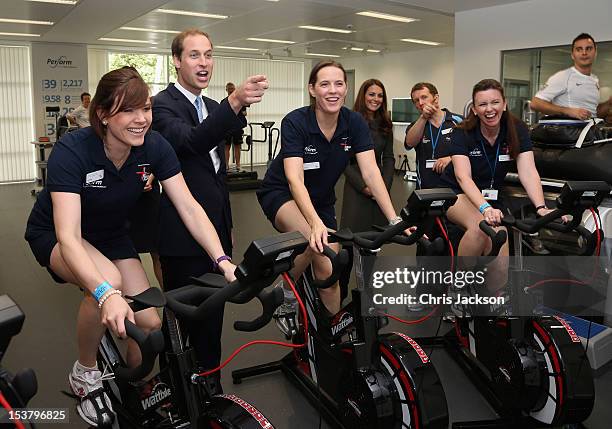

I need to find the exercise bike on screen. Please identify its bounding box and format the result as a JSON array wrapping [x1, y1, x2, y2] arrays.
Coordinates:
[[0, 295, 38, 428], [233, 188, 458, 429], [443, 180, 609, 428], [97, 231, 322, 428], [227, 121, 279, 191]]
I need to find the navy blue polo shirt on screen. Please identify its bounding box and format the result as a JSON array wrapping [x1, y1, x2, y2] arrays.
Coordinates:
[[260, 106, 373, 207], [25, 127, 181, 243], [405, 108, 463, 189], [441, 120, 532, 193]]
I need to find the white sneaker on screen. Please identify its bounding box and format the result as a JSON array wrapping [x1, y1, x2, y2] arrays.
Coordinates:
[[69, 361, 115, 427]]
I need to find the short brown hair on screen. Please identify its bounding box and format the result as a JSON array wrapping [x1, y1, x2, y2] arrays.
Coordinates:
[[89, 66, 150, 139], [572, 33, 596, 50], [308, 60, 347, 107], [171, 28, 212, 59], [410, 82, 438, 99]]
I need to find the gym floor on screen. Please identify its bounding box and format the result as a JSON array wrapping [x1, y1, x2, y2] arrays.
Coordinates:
[[3, 172, 612, 429]]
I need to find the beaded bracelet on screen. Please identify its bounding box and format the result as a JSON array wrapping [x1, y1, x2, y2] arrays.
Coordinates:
[[97, 289, 122, 309]]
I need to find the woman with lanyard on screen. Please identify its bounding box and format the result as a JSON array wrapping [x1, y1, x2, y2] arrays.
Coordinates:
[[441, 79, 553, 291], [24, 67, 237, 427], [257, 61, 403, 333]]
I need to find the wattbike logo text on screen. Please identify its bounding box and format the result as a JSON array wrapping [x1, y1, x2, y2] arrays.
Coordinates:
[[140, 383, 172, 410], [47, 56, 75, 68], [331, 311, 354, 336]]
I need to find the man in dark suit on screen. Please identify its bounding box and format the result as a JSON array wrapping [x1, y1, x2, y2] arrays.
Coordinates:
[[152, 28, 268, 376]]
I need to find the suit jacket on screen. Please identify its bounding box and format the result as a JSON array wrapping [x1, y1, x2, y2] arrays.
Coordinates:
[[152, 83, 245, 257]]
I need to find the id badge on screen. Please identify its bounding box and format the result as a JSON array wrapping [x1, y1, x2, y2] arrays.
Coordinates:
[[425, 159, 436, 169], [498, 154, 511, 162], [482, 188, 499, 201], [303, 162, 320, 170]]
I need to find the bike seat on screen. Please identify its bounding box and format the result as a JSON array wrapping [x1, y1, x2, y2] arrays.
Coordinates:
[[190, 272, 228, 289], [330, 228, 353, 241], [126, 287, 166, 312]]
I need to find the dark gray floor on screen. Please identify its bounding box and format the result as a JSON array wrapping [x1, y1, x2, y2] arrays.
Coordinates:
[[2, 174, 612, 428]]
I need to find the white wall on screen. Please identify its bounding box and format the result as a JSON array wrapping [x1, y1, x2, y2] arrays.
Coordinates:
[[453, 0, 612, 112], [341, 47, 455, 111], [341, 47, 454, 168]]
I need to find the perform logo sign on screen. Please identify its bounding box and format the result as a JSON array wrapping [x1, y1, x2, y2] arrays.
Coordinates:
[[47, 56, 75, 68]]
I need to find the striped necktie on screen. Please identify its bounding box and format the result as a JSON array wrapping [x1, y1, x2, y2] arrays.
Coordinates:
[[194, 96, 204, 123]]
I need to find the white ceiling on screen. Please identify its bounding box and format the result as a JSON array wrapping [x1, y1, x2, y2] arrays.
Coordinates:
[[1, 0, 526, 59]]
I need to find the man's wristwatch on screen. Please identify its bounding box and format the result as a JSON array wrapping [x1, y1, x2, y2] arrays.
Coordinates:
[[389, 216, 403, 226]]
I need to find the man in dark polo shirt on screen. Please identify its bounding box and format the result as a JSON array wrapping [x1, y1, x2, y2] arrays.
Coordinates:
[[405, 82, 463, 190]]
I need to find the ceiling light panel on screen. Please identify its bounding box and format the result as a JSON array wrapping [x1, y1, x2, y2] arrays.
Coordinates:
[[25, 0, 77, 4], [401, 38, 441, 46], [356, 11, 418, 23], [217, 46, 260, 51], [305, 52, 340, 58], [99, 37, 157, 44], [121, 27, 180, 34], [155, 9, 228, 19], [0, 31, 40, 37], [247, 37, 295, 44], [0, 18, 53, 25], [299, 25, 353, 34]]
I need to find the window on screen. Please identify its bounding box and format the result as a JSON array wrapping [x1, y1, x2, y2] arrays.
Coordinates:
[[0, 45, 34, 182], [106, 52, 304, 164], [109, 52, 172, 96]]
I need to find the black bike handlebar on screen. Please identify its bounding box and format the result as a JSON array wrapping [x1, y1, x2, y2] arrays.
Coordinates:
[[114, 320, 165, 382], [352, 220, 418, 249], [164, 280, 245, 322], [309, 244, 350, 289], [234, 287, 284, 332], [478, 220, 508, 258]]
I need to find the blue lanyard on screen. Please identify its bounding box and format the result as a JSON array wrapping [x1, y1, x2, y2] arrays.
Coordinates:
[[479, 138, 500, 189], [427, 122, 443, 158]]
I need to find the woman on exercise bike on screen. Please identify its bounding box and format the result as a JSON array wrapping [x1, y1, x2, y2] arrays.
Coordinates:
[[441, 78, 554, 291], [24, 67, 237, 427], [257, 61, 402, 333]]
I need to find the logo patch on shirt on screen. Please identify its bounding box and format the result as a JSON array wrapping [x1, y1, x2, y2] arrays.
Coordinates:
[[422, 137, 431, 144], [304, 145, 318, 155], [339, 137, 352, 152], [136, 163, 151, 182], [83, 169, 106, 188], [469, 148, 482, 157]]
